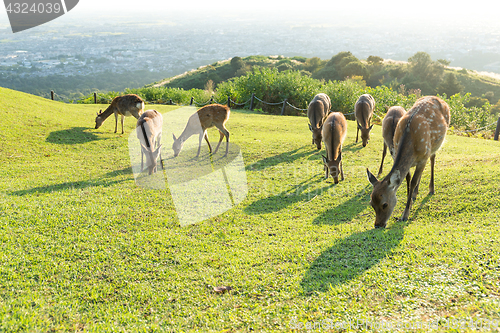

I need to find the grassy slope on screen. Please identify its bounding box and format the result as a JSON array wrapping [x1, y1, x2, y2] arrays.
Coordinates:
[[0, 87, 499, 332]]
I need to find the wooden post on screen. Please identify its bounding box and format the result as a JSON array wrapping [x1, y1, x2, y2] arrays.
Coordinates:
[[281, 98, 287, 116], [494, 115, 500, 141], [169, 99, 173, 105], [50, 90, 54, 100], [190, 97, 194, 106], [227, 96, 231, 108], [249, 93, 255, 111], [94, 92, 97, 104], [209, 97, 214, 104]]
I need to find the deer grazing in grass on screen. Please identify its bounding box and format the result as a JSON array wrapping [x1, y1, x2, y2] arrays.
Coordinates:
[[321, 112, 347, 184], [378, 106, 406, 176], [136, 110, 163, 175], [95, 94, 144, 134], [367, 96, 450, 228], [172, 104, 230, 158], [355, 94, 375, 147], [308, 93, 331, 150]]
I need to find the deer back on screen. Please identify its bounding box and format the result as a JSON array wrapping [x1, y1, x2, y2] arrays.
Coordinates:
[[393, 96, 450, 165], [137, 109, 163, 148], [322, 112, 347, 161], [382, 106, 406, 158], [195, 104, 230, 131], [115, 94, 144, 119]]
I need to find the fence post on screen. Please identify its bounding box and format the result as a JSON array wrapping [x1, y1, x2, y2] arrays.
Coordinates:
[[249, 93, 255, 111], [169, 99, 173, 105], [494, 115, 500, 141], [190, 97, 194, 106], [94, 92, 97, 104], [227, 96, 231, 108], [209, 97, 214, 104], [50, 90, 54, 100], [281, 98, 287, 116]]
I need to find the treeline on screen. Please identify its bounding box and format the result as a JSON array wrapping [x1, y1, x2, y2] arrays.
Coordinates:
[[80, 67, 496, 133]]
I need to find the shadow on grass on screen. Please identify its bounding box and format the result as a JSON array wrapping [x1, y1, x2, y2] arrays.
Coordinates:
[[244, 176, 330, 214], [246, 146, 318, 171], [313, 185, 371, 225], [343, 142, 365, 153], [9, 166, 133, 196], [301, 222, 408, 293], [46, 127, 103, 145]]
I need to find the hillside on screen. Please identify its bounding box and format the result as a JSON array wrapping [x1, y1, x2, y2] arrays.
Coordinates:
[[1, 87, 500, 331], [154, 53, 500, 106]]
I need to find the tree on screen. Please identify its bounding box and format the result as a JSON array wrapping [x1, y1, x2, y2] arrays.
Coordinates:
[[231, 56, 245, 71], [302, 57, 325, 73], [407, 52, 444, 93], [435, 73, 464, 96], [367, 55, 383, 65]]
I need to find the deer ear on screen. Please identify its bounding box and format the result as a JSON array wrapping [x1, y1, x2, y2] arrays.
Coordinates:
[[308, 124, 313, 131], [389, 170, 401, 189], [141, 143, 151, 153], [369, 124, 374, 130], [335, 151, 342, 163], [367, 168, 378, 185], [357, 123, 362, 130], [172, 133, 177, 141], [321, 154, 328, 164]]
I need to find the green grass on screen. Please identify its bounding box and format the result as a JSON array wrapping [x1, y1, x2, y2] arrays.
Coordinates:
[[1, 87, 499, 332]]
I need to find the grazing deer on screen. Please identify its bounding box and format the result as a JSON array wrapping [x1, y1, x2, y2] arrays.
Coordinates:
[[355, 94, 375, 147], [321, 112, 347, 184], [172, 104, 230, 158], [136, 110, 163, 175], [95, 94, 144, 134], [367, 96, 450, 228], [378, 106, 406, 176], [308, 93, 331, 150]]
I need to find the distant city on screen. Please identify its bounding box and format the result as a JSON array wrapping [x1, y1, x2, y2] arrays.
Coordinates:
[[1, 11, 500, 91]]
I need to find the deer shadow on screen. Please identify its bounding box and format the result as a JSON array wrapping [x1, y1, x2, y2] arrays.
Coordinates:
[[312, 185, 371, 225], [9, 166, 133, 196], [244, 176, 330, 214], [300, 222, 408, 294], [46, 127, 103, 145], [343, 142, 365, 153], [246, 146, 317, 171]]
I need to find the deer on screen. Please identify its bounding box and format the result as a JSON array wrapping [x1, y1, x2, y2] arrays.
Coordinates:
[[136, 110, 163, 175], [321, 112, 347, 184], [308, 93, 331, 150], [378, 106, 406, 176], [367, 96, 450, 228], [172, 104, 230, 158], [355, 94, 375, 147], [95, 94, 144, 134]]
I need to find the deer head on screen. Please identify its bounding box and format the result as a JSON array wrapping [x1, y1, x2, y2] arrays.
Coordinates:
[[172, 133, 184, 157], [322, 152, 342, 184], [141, 143, 162, 175], [358, 123, 374, 147], [367, 168, 400, 228], [95, 110, 104, 129]]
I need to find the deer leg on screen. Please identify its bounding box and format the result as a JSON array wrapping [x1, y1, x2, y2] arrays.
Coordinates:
[[429, 154, 436, 195], [405, 172, 411, 198], [114, 112, 118, 133], [141, 150, 144, 172], [204, 131, 213, 154], [401, 163, 425, 221], [214, 123, 230, 156], [213, 130, 225, 154], [340, 160, 344, 181], [378, 142, 387, 176], [121, 115, 125, 134], [196, 133, 204, 158], [356, 121, 359, 143]]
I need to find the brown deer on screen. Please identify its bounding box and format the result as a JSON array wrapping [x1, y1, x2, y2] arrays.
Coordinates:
[[321, 112, 347, 184], [136, 110, 163, 175], [95, 94, 144, 134], [172, 104, 230, 158], [378, 106, 406, 176], [308, 93, 331, 150], [367, 96, 450, 228], [355, 94, 375, 147]]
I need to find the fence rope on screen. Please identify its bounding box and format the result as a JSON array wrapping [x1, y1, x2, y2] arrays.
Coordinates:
[[286, 101, 308, 111], [254, 96, 285, 106], [450, 121, 497, 134]]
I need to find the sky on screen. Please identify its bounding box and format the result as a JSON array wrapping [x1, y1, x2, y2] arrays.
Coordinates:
[[1, 0, 500, 28]]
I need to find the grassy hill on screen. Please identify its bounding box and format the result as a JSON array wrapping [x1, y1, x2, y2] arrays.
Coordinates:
[[1, 87, 500, 331]]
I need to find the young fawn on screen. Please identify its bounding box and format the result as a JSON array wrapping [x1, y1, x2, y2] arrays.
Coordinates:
[[321, 112, 347, 184], [172, 104, 230, 158], [136, 110, 163, 175], [367, 96, 450, 228], [355, 94, 375, 147], [308, 93, 331, 150], [95, 94, 144, 134]]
